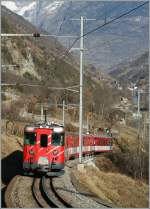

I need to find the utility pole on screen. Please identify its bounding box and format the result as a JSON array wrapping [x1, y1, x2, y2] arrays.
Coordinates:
[[137, 89, 141, 116], [86, 114, 89, 134], [41, 103, 44, 122], [62, 100, 65, 127], [71, 16, 95, 164], [137, 88, 142, 178], [79, 16, 84, 164], [137, 88, 142, 138], [44, 109, 47, 123], [2, 20, 95, 164]]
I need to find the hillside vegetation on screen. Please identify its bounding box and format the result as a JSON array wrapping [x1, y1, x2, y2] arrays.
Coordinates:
[[2, 6, 120, 130], [109, 51, 149, 90], [73, 165, 149, 208]]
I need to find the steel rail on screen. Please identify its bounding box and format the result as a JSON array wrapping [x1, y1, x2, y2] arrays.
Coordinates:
[[41, 175, 71, 208], [31, 178, 43, 208], [50, 177, 72, 208]]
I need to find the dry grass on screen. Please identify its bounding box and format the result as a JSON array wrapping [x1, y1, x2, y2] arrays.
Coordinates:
[[75, 166, 149, 208], [95, 156, 119, 172], [110, 124, 149, 181], [117, 125, 138, 148]]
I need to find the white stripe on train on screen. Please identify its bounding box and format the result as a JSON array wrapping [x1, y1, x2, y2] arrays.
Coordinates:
[[57, 150, 64, 157], [37, 145, 111, 155], [47, 146, 60, 155], [66, 146, 112, 154]]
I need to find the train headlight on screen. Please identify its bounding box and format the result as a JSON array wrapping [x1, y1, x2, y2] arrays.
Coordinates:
[[53, 127, 64, 133], [53, 150, 58, 155]]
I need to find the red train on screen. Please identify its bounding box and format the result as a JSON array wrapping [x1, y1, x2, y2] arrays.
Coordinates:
[[23, 122, 112, 176]]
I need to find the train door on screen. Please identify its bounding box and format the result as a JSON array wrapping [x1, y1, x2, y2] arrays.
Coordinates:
[[36, 128, 52, 165]]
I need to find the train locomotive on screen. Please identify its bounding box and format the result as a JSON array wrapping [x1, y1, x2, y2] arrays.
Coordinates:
[[23, 122, 112, 176], [23, 122, 65, 176]]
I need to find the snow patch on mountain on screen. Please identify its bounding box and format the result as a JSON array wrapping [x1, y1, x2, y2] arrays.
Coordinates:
[[2, 1, 18, 11], [45, 1, 64, 13], [2, 1, 36, 15], [2, 0, 64, 17], [18, 2, 36, 16]]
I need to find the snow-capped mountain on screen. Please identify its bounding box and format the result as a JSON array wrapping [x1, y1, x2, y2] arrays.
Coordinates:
[[1, 0, 149, 71], [2, 0, 64, 23]]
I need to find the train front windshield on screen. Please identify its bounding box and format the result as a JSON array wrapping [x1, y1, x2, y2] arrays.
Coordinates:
[[52, 133, 64, 146], [24, 132, 36, 145]]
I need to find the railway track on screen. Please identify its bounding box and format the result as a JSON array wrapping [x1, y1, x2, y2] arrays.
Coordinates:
[[32, 176, 72, 208], [4, 161, 114, 208], [5, 175, 71, 208], [52, 166, 109, 208], [31, 177, 49, 208]]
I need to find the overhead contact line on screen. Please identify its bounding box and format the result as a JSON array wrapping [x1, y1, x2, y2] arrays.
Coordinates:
[[62, 1, 149, 58]]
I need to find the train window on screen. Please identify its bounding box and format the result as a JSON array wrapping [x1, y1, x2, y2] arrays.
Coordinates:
[[52, 133, 64, 146], [24, 132, 36, 145], [40, 134, 48, 147]]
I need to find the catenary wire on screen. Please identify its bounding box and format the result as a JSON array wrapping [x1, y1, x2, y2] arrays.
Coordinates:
[[62, 1, 149, 58], [56, 1, 73, 35]]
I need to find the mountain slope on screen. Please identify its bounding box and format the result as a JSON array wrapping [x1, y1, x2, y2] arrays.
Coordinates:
[[1, 0, 149, 70], [2, 5, 120, 127], [109, 51, 149, 89]]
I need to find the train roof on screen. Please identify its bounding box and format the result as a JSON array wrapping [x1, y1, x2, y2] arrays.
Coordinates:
[[24, 121, 64, 131], [66, 131, 112, 138]]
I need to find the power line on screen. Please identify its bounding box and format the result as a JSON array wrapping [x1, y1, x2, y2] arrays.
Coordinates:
[[67, 2, 123, 39], [1, 83, 79, 92], [57, 1, 72, 35], [1, 64, 32, 68], [85, 23, 149, 53], [1, 33, 77, 38], [84, 2, 149, 38], [53, 1, 73, 78], [37, 102, 79, 107], [62, 1, 149, 58], [84, 2, 124, 31], [75, 3, 123, 40]]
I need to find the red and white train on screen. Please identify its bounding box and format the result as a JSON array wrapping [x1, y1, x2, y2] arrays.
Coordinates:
[[23, 122, 112, 176]]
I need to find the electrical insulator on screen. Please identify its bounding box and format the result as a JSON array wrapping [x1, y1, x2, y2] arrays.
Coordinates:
[[33, 33, 40, 37], [16, 64, 20, 68]]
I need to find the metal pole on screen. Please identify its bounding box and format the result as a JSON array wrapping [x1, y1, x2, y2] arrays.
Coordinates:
[[1, 33, 78, 38], [138, 89, 140, 116], [137, 89, 141, 138], [63, 100, 65, 126], [137, 88, 141, 177], [41, 103, 43, 122], [44, 109, 47, 123], [79, 16, 84, 164], [87, 115, 89, 134]]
